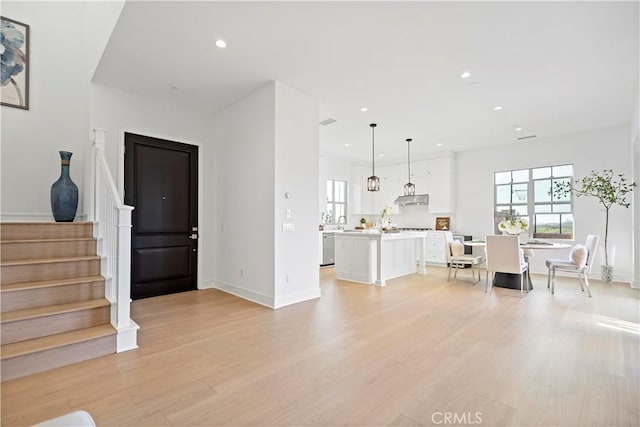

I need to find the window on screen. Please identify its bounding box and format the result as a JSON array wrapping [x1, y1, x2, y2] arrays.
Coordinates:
[[494, 164, 574, 239], [326, 179, 347, 224]]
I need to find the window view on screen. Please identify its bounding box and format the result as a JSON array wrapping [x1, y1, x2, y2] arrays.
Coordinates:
[[494, 164, 574, 239], [326, 179, 347, 224]]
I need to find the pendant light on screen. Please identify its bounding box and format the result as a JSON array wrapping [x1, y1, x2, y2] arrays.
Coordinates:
[[367, 123, 380, 191], [403, 138, 415, 196]]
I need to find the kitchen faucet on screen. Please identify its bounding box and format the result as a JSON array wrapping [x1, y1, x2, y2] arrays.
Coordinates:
[[337, 215, 347, 230]]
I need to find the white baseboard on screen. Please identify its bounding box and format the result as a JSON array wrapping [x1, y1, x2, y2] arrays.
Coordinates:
[[209, 279, 275, 308], [205, 280, 323, 309], [116, 320, 139, 352], [273, 288, 321, 309], [1, 212, 88, 222]]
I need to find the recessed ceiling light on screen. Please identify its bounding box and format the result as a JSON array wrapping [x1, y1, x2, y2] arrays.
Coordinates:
[[360, 107, 368, 112], [344, 143, 350, 147], [379, 153, 385, 157], [494, 106, 503, 111], [514, 126, 523, 132], [215, 39, 227, 48], [436, 143, 443, 147], [460, 72, 471, 79]]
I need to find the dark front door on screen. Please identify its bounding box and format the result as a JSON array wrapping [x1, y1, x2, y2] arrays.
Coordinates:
[[124, 133, 198, 299]]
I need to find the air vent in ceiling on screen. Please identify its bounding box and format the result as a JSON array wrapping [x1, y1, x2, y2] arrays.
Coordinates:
[[517, 134, 537, 141], [319, 118, 337, 126]]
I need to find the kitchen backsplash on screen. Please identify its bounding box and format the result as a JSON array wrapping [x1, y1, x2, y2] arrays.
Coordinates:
[[348, 205, 455, 231]]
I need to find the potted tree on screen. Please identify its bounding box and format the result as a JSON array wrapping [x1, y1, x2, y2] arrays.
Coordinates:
[[553, 169, 636, 282]]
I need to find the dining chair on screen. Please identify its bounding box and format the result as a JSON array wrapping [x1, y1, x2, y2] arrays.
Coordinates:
[[447, 241, 484, 284], [485, 235, 529, 297], [545, 234, 599, 297]]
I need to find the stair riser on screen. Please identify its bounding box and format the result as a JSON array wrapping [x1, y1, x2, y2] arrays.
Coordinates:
[[1, 334, 116, 382], [0, 223, 93, 241], [1, 306, 110, 345], [1, 282, 105, 312], [1, 240, 97, 261], [1, 260, 100, 285]]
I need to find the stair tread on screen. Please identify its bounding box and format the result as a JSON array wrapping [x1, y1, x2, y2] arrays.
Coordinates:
[[1, 255, 100, 267], [1, 298, 110, 323], [1, 237, 96, 244], [1, 324, 115, 359], [1, 275, 105, 292]]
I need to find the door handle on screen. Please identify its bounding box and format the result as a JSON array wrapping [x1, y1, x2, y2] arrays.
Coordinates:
[[189, 234, 199, 240]]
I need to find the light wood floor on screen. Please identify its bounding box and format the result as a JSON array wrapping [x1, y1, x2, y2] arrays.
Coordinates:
[[2, 267, 639, 426]]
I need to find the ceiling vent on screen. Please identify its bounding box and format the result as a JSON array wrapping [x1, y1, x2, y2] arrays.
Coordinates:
[[517, 134, 537, 141], [319, 118, 337, 126]]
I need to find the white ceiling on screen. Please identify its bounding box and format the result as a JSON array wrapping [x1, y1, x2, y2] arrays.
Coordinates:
[[93, 1, 639, 165]]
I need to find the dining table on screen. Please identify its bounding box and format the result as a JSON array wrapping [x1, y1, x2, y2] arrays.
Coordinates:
[[464, 239, 571, 290]]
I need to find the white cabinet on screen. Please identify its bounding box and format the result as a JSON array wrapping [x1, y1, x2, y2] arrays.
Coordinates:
[[351, 167, 375, 214], [377, 164, 402, 182], [412, 156, 453, 177], [336, 232, 420, 285], [407, 155, 455, 213], [350, 167, 364, 214], [377, 164, 403, 214], [425, 231, 453, 265], [352, 166, 399, 215], [379, 178, 403, 215], [335, 234, 376, 283], [351, 155, 455, 215]]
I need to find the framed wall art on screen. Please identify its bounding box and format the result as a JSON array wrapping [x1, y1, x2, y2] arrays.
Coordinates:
[[1, 16, 29, 110], [435, 217, 450, 230]]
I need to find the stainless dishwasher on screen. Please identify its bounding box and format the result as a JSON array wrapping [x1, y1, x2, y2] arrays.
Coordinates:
[[321, 232, 335, 266]]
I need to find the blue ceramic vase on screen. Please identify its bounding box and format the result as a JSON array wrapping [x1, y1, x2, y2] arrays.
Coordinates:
[[50, 151, 78, 222]]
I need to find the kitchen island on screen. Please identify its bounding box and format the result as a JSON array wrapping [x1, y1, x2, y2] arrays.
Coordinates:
[[334, 231, 427, 286]]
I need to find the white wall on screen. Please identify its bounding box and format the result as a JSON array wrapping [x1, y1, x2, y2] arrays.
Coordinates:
[[89, 83, 213, 288], [89, 84, 211, 194], [1, 1, 125, 221], [631, 100, 640, 288], [273, 82, 320, 307], [208, 83, 277, 305], [1, 1, 90, 220], [84, 1, 125, 78], [456, 125, 635, 282], [393, 205, 454, 231], [208, 82, 320, 308]]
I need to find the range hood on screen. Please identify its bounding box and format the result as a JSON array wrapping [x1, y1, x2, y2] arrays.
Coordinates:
[[394, 194, 429, 206]]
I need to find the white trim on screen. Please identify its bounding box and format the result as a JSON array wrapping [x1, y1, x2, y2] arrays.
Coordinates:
[[207, 279, 322, 309], [200, 279, 216, 289], [116, 319, 140, 352], [273, 288, 321, 309], [209, 279, 275, 308], [0, 212, 88, 222]]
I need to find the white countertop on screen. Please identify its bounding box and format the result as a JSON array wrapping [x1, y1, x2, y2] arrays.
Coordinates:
[[337, 230, 427, 240]]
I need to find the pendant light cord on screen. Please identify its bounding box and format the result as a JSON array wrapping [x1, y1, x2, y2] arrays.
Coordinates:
[[406, 138, 412, 181], [370, 124, 377, 175]]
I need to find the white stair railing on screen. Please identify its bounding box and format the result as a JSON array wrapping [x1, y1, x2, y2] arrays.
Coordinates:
[[89, 129, 138, 352]]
